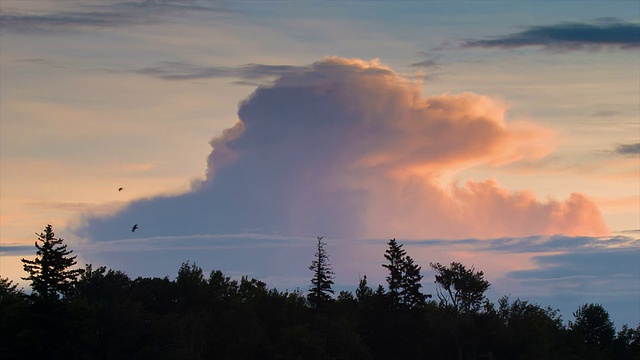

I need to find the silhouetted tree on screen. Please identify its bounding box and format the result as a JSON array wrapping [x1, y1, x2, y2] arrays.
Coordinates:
[[6, 228, 638, 359], [71, 264, 142, 359], [382, 238, 428, 309], [176, 261, 208, 308], [613, 324, 640, 359], [431, 261, 491, 360], [21, 224, 84, 300], [173, 261, 211, 357], [17, 226, 86, 357], [308, 236, 335, 309], [0, 276, 25, 304], [0, 277, 29, 357], [431, 261, 489, 315], [400, 254, 428, 308], [383, 238, 405, 305], [570, 303, 616, 358], [571, 303, 616, 346], [496, 295, 566, 359], [355, 275, 374, 303]]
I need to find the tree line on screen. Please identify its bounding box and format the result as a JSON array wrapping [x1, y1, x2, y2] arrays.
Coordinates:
[[1, 225, 638, 359]]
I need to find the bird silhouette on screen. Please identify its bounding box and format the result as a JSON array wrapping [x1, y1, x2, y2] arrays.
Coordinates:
[[118, 187, 124, 192], [131, 224, 138, 232]]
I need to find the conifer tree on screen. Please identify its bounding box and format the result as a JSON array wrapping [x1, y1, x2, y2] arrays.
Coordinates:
[[382, 238, 405, 305], [21, 224, 83, 300], [308, 236, 334, 308], [400, 254, 427, 308], [355, 275, 373, 302], [382, 238, 427, 309]]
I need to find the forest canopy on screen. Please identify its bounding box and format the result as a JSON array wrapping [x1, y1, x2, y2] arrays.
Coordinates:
[[2, 225, 638, 359]]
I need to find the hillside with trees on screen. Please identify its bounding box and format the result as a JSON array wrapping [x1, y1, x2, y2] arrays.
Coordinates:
[[1, 226, 638, 359]]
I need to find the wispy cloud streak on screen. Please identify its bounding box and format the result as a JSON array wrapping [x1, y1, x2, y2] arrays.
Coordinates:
[[135, 61, 307, 81], [410, 234, 638, 253], [614, 143, 640, 156], [464, 19, 640, 51], [0, 0, 230, 33]]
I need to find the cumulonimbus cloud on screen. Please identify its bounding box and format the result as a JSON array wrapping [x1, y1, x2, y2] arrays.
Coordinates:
[[77, 57, 609, 242]]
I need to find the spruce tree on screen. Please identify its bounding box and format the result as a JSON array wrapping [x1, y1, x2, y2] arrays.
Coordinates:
[[21, 224, 83, 300], [307, 236, 334, 308], [382, 238, 427, 309], [355, 275, 373, 302], [400, 255, 427, 308], [382, 238, 405, 305]]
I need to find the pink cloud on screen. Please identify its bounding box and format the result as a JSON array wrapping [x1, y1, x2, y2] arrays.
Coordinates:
[[79, 57, 609, 241], [207, 57, 604, 238], [364, 176, 608, 239]]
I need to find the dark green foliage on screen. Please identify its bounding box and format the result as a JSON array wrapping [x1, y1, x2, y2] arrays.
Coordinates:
[[355, 275, 374, 302], [21, 224, 84, 300], [0, 276, 24, 299], [569, 303, 617, 359], [571, 303, 616, 347], [382, 238, 428, 309], [307, 236, 335, 309], [401, 254, 427, 308], [5, 259, 636, 360], [495, 296, 566, 359], [0, 277, 29, 357], [15, 225, 87, 358], [431, 261, 492, 360], [72, 264, 142, 359], [383, 238, 405, 303], [431, 261, 490, 315], [5, 227, 637, 359], [612, 324, 640, 359]]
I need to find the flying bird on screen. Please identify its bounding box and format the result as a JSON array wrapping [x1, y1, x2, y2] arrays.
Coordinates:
[[131, 224, 138, 232]]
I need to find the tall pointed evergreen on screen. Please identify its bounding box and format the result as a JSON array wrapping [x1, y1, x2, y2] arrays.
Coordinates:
[[21, 224, 83, 300], [382, 238, 406, 305], [382, 238, 427, 309], [400, 254, 427, 308], [355, 275, 374, 303], [307, 236, 334, 308]]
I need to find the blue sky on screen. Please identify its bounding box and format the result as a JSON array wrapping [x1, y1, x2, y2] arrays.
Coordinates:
[[1, 1, 638, 327]]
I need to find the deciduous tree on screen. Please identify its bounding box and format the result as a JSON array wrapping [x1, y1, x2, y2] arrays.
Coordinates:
[[496, 296, 565, 359], [571, 303, 616, 349], [430, 261, 491, 360], [430, 261, 489, 315]]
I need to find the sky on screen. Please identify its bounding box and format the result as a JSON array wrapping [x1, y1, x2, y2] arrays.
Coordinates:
[[1, 1, 639, 327]]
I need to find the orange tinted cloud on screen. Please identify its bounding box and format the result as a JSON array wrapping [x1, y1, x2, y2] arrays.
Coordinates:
[[365, 177, 608, 239], [78, 57, 609, 241]]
